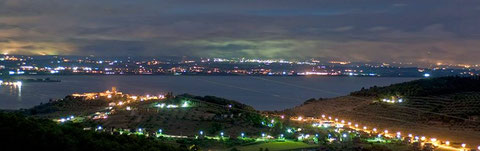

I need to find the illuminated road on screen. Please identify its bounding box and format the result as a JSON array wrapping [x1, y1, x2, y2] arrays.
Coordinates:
[[286, 114, 479, 151]]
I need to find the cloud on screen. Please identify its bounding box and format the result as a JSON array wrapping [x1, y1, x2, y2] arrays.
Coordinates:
[[0, 40, 76, 55], [0, 0, 480, 65], [393, 3, 408, 7], [331, 26, 355, 32]]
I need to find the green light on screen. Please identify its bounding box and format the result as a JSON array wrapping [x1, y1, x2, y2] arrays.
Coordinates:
[[287, 129, 293, 133], [181, 101, 189, 107]]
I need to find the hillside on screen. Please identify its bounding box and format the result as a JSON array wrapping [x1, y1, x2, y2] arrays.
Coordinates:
[[350, 76, 480, 97], [25, 93, 271, 137], [283, 76, 480, 145]]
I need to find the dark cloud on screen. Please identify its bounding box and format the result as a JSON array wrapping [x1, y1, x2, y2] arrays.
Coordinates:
[[0, 0, 480, 65]]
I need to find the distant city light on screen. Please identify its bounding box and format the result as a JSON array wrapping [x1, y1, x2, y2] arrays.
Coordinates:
[[424, 73, 431, 77], [297, 116, 303, 121]]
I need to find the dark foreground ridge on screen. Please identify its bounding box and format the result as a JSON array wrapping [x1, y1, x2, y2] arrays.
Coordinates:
[[0, 112, 184, 151]]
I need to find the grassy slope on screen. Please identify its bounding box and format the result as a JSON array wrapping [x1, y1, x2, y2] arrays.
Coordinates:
[[96, 95, 272, 137], [228, 141, 317, 151]]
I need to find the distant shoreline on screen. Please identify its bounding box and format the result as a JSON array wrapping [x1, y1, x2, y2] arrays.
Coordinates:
[[2, 74, 425, 78]]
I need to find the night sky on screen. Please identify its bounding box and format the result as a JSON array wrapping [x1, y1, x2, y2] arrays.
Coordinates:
[[1, 0, 480, 64]]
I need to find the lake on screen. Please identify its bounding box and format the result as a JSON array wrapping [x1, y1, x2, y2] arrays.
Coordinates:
[[0, 76, 418, 110]]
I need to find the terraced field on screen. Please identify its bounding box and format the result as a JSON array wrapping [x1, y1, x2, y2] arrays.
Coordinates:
[[283, 93, 480, 145]]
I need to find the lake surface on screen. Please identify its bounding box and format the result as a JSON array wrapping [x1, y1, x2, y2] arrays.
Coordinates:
[[0, 76, 418, 110]]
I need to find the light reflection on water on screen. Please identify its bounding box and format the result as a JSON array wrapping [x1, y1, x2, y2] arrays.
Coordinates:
[[2, 85, 21, 97], [0, 76, 418, 110]]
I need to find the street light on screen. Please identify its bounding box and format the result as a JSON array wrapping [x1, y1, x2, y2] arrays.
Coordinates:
[[241, 132, 245, 137], [199, 130, 204, 135], [445, 141, 450, 146], [461, 143, 466, 148]]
